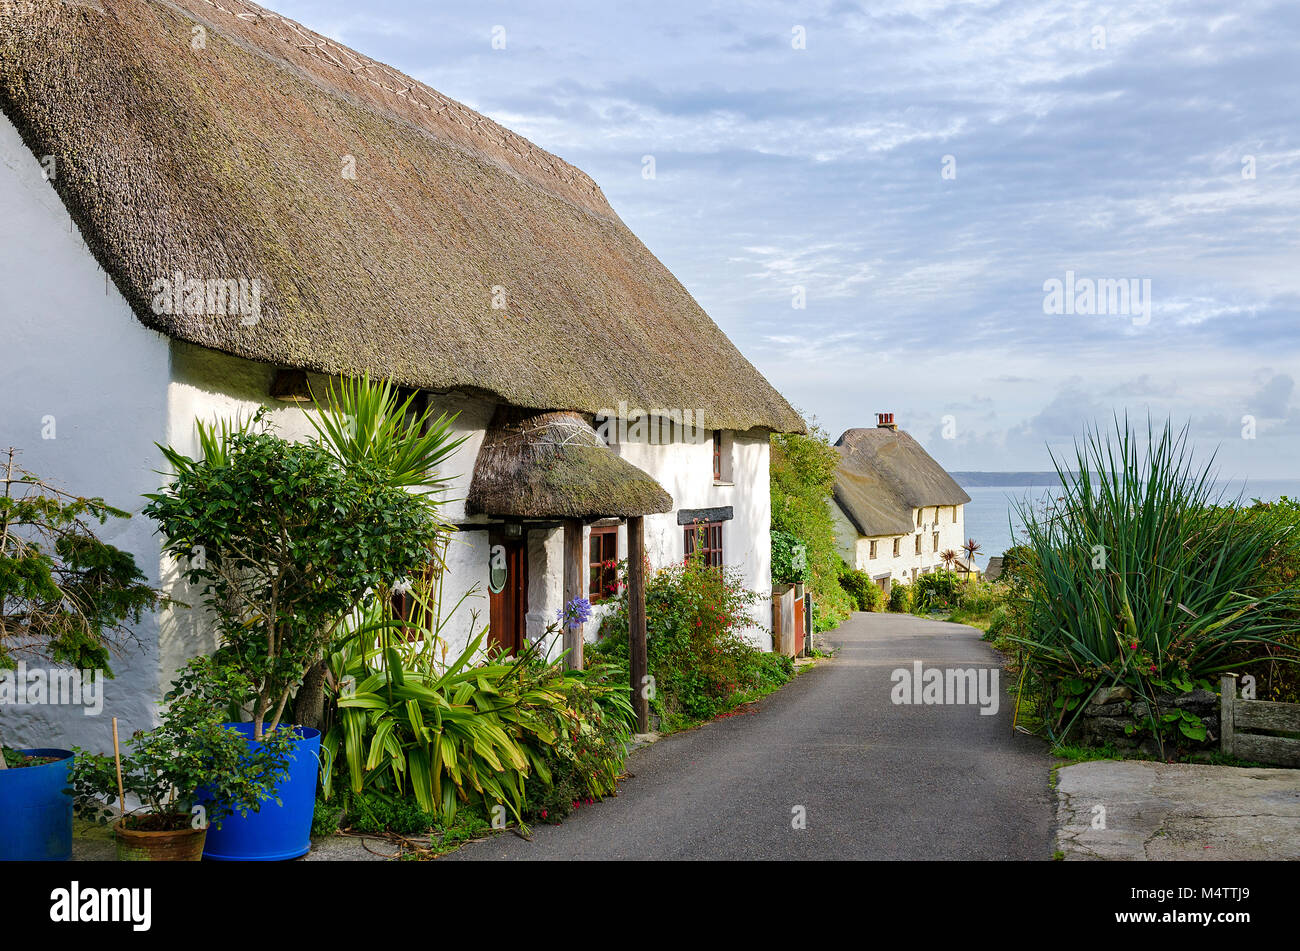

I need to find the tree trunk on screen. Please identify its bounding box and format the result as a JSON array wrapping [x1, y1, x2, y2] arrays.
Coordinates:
[[292, 657, 329, 730]]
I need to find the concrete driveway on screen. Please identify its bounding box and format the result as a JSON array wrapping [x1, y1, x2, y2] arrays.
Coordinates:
[[448, 612, 1055, 860]]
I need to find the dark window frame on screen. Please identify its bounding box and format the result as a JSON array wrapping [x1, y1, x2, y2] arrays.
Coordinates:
[[684, 520, 724, 568], [588, 524, 619, 602]]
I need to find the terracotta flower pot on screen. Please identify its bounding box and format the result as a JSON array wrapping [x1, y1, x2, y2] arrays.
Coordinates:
[[114, 817, 207, 861]]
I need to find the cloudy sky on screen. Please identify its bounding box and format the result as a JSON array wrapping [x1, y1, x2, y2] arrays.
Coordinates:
[[276, 0, 1300, 478]]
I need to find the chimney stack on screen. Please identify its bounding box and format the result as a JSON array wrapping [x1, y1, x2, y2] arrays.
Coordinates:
[[876, 412, 897, 430]]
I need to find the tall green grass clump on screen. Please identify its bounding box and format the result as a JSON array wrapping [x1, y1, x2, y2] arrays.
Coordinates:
[[1010, 418, 1299, 742]]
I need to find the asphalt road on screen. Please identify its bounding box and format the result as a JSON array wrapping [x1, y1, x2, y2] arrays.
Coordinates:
[[448, 612, 1054, 860]]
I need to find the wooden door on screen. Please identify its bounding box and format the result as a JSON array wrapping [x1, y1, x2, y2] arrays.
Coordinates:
[[488, 531, 528, 655]]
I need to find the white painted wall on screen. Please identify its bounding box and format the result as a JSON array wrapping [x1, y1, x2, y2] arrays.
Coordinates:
[[602, 426, 773, 649], [0, 113, 171, 749], [832, 500, 967, 589]]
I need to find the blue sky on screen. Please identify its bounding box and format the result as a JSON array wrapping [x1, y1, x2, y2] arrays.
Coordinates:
[[275, 0, 1300, 478]]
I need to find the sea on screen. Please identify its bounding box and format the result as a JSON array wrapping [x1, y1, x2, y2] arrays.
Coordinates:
[[955, 476, 1300, 572]]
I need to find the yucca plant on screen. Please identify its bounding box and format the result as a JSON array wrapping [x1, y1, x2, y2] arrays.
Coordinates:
[[306, 373, 466, 505], [1009, 417, 1300, 744]]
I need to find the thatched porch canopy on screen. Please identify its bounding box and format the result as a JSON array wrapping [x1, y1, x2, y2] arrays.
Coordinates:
[[0, 0, 804, 435], [468, 410, 672, 521]]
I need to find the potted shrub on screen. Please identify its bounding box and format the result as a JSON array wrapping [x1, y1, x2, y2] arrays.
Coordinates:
[[70, 657, 295, 861], [143, 403, 449, 859], [0, 451, 163, 861]]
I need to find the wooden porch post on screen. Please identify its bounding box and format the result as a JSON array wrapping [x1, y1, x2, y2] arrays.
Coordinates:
[[562, 519, 584, 670], [628, 515, 649, 733]]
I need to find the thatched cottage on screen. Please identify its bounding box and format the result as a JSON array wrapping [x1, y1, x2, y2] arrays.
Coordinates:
[[0, 0, 803, 746], [831, 415, 970, 592]]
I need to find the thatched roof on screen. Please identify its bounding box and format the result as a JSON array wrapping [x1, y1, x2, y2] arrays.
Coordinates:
[[467, 409, 672, 520], [833, 427, 970, 537], [0, 0, 804, 434], [983, 556, 1003, 582]]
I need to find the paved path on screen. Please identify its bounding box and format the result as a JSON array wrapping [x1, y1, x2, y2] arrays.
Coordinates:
[[449, 612, 1054, 860], [1056, 760, 1300, 860]]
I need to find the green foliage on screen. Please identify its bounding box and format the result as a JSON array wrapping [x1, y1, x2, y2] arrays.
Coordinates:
[[305, 372, 467, 500], [319, 584, 635, 829], [886, 582, 911, 613], [311, 797, 346, 837], [770, 529, 810, 585], [521, 672, 636, 823], [0, 452, 162, 674], [70, 656, 296, 828], [985, 604, 1014, 641], [339, 789, 438, 835], [912, 571, 963, 612], [145, 414, 445, 738], [955, 580, 1005, 615], [1009, 418, 1300, 746], [593, 554, 789, 729], [770, 425, 853, 630], [1233, 495, 1300, 702], [838, 567, 882, 611]]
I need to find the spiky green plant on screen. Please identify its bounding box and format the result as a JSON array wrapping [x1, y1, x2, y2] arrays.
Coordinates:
[[1009, 417, 1299, 744], [319, 577, 634, 826], [306, 373, 466, 497]]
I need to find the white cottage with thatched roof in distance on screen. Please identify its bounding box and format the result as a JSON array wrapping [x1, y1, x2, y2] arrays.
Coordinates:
[[830, 415, 971, 593], [0, 0, 803, 747]]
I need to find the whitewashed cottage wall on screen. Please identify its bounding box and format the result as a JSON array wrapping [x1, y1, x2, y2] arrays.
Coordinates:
[[0, 113, 171, 749]]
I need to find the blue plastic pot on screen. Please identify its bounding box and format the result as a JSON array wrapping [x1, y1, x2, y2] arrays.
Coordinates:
[[0, 749, 74, 862], [201, 724, 320, 862]]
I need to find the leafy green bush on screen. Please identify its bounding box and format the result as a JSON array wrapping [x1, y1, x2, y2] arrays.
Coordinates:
[[341, 790, 438, 835], [912, 571, 963, 612], [592, 555, 787, 729], [71, 656, 297, 830], [955, 580, 1004, 614], [1011, 419, 1300, 746], [1228, 496, 1300, 703], [839, 568, 882, 611], [985, 605, 1012, 640], [146, 415, 445, 739], [522, 676, 635, 823], [770, 426, 854, 630], [771, 529, 810, 585], [886, 582, 911, 613]]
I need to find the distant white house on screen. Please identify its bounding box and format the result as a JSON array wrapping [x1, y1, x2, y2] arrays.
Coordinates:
[[830, 415, 971, 591], [0, 0, 804, 748]]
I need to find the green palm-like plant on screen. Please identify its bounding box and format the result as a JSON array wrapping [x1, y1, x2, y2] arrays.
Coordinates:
[[306, 373, 467, 497], [939, 549, 958, 579]]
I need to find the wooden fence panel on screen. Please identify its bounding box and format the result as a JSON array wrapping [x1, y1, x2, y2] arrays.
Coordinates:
[[1220, 674, 1300, 766]]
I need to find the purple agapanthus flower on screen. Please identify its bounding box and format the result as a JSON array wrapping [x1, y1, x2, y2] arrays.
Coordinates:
[[556, 597, 593, 630]]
